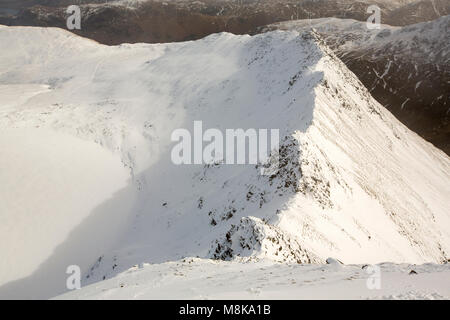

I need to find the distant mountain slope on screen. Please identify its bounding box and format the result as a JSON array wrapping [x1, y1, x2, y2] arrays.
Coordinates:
[[261, 16, 450, 154], [387, 0, 450, 25], [0, 26, 449, 298], [1, 0, 447, 44]]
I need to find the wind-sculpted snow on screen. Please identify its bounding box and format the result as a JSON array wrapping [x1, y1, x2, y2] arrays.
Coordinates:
[[0, 26, 449, 298]]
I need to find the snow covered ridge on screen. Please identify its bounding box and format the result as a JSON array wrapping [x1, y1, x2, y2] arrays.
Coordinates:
[[261, 15, 450, 154], [0, 26, 449, 299], [267, 15, 450, 65]]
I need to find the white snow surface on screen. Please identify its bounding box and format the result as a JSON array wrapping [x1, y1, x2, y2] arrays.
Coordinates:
[[0, 128, 134, 291], [55, 258, 450, 300], [0, 25, 449, 299]]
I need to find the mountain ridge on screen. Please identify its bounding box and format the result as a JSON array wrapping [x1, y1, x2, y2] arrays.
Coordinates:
[[260, 15, 450, 154], [0, 25, 449, 299]]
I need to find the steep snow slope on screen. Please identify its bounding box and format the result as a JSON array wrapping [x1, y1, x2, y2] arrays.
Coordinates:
[[262, 16, 450, 154], [0, 26, 449, 299]]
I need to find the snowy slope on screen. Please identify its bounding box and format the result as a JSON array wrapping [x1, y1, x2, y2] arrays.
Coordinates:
[[0, 25, 449, 299], [262, 16, 450, 153], [55, 258, 450, 300]]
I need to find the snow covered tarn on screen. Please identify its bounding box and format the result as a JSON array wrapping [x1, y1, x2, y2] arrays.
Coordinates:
[[0, 25, 449, 299]]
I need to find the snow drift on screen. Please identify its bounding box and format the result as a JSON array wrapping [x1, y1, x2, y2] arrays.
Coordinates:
[[0, 25, 449, 298]]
